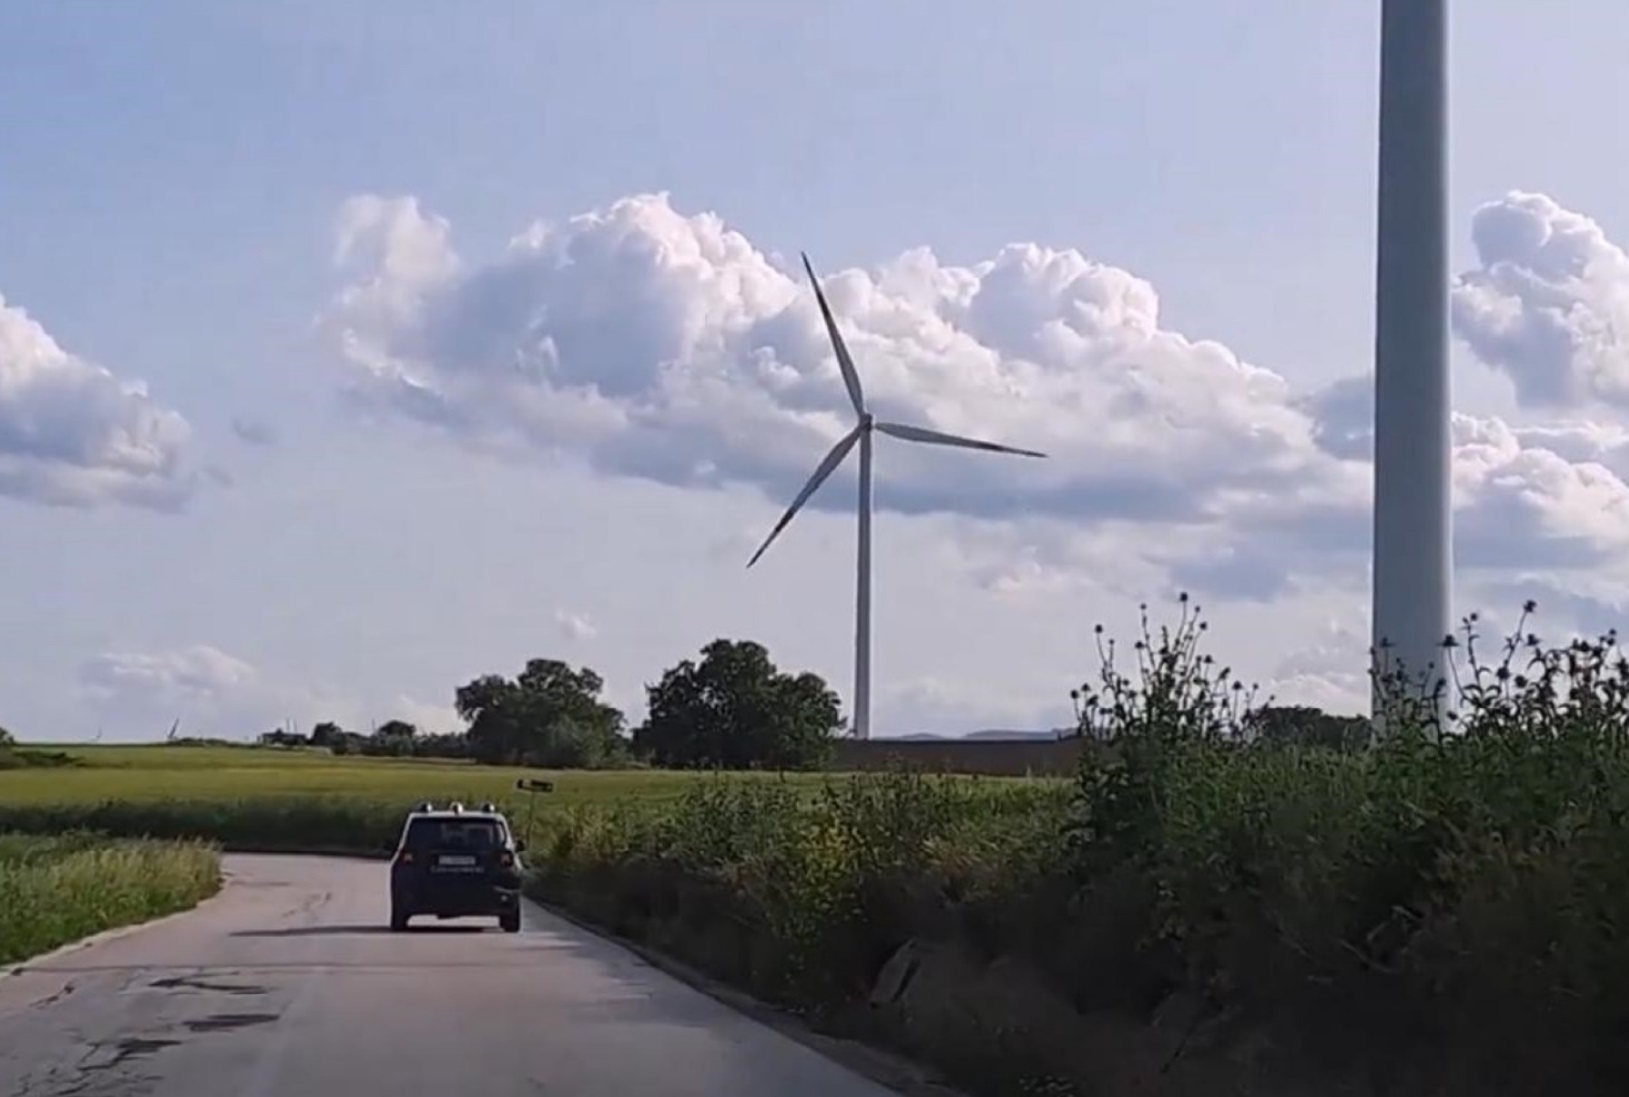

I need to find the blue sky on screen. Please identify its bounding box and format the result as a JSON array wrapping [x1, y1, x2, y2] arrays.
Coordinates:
[[4, 1, 1629, 741]]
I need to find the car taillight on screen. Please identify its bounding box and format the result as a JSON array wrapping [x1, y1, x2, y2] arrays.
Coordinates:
[[499, 852, 514, 868], [398, 851, 414, 864]]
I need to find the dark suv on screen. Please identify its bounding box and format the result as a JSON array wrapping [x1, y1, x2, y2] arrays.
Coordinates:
[[388, 802, 526, 933]]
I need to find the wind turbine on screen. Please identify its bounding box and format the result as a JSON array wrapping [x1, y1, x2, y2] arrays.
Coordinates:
[[747, 254, 1048, 740], [1371, 0, 1451, 725]]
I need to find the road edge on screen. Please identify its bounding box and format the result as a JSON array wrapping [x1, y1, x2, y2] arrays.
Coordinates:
[[523, 892, 967, 1097], [0, 866, 234, 983]]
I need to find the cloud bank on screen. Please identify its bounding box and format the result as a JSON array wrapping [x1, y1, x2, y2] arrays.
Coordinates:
[[322, 190, 1629, 610]]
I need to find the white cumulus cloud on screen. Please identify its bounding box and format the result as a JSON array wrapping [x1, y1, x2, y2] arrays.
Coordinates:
[[322, 191, 1338, 529], [0, 294, 196, 509], [1453, 190, 1629, 411], [78, 645, 263, 737], [554, 609, 598, 642], [79, 645, 260, 702]]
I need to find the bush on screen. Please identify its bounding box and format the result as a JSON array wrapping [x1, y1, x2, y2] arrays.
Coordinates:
[[1060, 596, 1629, 1094], [0, 833, 221, 965], [529, 772, 1070, 1008]]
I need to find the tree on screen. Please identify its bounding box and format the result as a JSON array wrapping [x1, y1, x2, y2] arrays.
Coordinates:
[[0, 726, 13, 747], [1243, 704, 1372, 753], [412, 731, 471, 760], [310, 721, 345, 749], [454, 658, 625, 768], [635, 639, 843, 770], [363, 719, 419, 757]]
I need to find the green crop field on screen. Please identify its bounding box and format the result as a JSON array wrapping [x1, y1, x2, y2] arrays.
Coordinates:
[[0, 743, 851, 808], [0, 742, 1049, 863]]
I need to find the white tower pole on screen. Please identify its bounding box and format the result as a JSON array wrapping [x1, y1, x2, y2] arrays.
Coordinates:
[[1371, 0, 1452, 725], [854, 417, 874, 739]]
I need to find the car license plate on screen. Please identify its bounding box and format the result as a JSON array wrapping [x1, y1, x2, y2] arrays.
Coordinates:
[[437, 854, 476, 866]]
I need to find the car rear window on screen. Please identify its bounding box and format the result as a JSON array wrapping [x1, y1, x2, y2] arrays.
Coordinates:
[[404, 817, 502, 850]]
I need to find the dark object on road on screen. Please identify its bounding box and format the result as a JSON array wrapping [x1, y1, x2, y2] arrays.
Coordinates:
[[388, 801, 527, 933]]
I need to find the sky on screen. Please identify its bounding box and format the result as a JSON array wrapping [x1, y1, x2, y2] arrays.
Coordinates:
[[4, 1, 1629, 742]]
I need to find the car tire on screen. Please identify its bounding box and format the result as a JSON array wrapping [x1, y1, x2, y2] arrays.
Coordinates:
[[499, 909, 521, 934], [390, 906, 410, 932]]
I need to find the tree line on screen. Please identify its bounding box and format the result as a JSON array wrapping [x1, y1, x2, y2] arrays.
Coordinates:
[[257, 638, 845, 771], [256, 631, 1374, 771]]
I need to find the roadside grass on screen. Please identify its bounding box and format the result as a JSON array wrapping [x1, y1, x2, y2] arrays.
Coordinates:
[[0, 833, 221, 966]]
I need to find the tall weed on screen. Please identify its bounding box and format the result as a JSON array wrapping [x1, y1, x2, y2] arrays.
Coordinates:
[[1066, 596, 1629, 1091]]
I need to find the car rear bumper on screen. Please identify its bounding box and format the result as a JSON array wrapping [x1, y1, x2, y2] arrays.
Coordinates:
[[393, 881, 520, 917]]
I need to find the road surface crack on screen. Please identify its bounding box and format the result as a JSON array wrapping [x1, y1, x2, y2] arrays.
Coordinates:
[[26, 981, 76, 1011], [149, 975, 267, 997], [26, 1038, 178, 1097], [182, 1012, 279, 1034]]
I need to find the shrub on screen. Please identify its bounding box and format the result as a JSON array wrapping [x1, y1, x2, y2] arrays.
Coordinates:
[[530, 771, 1070, 1007], [1062, 595, 1629, 1093]]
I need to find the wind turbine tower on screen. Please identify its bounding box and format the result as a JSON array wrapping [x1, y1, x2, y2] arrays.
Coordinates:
[[748, 255, 1048, 739], [1371, 0, 1452, 720]]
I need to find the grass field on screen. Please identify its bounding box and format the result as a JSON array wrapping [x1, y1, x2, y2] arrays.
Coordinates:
[[0, 743, 847, 808], [0, 743, 1047, 857]]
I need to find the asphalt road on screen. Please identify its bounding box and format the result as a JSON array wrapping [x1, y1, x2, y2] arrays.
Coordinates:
[[0, 854, 909, 1097]]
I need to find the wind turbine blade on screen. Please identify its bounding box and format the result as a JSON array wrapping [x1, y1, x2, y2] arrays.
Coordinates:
[[747, 427, 862, 568], [802, 253, 866, 415], [874, 420, 1048, 458]]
